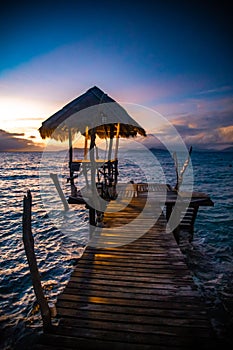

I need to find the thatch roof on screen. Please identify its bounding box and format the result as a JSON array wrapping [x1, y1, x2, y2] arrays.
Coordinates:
[[39, 86, 146, 141]]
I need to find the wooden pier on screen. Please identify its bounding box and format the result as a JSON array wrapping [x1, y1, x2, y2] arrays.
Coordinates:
[[31, 194, 218, 350]]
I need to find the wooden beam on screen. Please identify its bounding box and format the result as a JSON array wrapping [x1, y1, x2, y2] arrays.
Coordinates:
[[50, 173, 69, 211]]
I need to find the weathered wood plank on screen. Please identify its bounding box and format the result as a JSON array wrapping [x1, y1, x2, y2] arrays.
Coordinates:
[[71, 270, 194, 283], [56, 300, 208, 319], [70, 263, 195, 276], [57, 292, 207, 310], [50, 326, 215, 348], [58, 317, 212, 337], [64, 282, 200, 297], [76, 259, 189, 270], [61, 287, 204, 304], [36, 333, 183, 350]]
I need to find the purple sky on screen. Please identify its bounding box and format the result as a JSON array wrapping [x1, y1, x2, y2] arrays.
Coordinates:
[[0, 0, 233, 151]]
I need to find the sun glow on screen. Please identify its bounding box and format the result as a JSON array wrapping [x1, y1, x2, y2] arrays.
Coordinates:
[[0, 96, 54, 144]]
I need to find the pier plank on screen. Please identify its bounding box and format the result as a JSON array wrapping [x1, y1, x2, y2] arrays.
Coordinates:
[[32, 197, 218, 349]]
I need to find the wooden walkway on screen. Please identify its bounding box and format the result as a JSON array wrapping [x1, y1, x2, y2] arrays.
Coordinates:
[[32, 197, 218, 350]]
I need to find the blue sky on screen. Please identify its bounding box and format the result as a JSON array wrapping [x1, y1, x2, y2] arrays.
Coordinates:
[[0, 0, 233, 151]]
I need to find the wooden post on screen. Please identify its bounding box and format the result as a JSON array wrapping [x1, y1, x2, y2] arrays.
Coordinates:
[[22, 190, 52, 331], [166, 204, 173, 221], [68, 128, 74, 187], [166, 203, 180, 243], [189, 205, 199, 241], [89, 129, 96, 226], [174, 146, 192, 191], [84, 126, 88, 160], [50, 173, 69, 211], [114, 123, 120, 160], [108, 125, 114, 161], [173, 226, 180, 244]]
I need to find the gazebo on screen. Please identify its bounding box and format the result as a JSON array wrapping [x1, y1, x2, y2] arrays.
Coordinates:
[[39, 86, 146, 223]]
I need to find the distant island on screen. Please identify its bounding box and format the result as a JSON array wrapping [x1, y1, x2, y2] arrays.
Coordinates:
[[221, 146, 233, 152]]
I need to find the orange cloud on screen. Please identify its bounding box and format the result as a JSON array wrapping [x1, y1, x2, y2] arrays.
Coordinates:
[[218, 125, 233, 142]]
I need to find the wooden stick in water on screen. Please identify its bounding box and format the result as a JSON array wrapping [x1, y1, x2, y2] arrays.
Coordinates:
[[22, 190, 52, 331], [50, 173, 69, 211]]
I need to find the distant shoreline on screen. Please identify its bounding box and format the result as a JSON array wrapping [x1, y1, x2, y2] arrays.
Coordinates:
[[1, 147, 233, 153]]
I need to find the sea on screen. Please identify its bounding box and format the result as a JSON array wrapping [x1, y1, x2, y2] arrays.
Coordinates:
[[0, 149, 232, 349]]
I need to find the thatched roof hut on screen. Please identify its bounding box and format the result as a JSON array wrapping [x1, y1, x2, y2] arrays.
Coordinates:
[[39, 86, 146, 141]]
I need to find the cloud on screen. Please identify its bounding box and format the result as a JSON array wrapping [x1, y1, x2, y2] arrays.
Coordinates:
[[196, 85, 233, 96], [170, 108, 233, 150], [8, 131, 25, 137], [0, 129, 43, 151], [218, 125, 233, 143], [153, 94, 233, 120]]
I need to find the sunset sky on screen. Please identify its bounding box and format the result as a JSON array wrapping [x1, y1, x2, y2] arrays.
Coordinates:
[[0, 0, 233, 151]]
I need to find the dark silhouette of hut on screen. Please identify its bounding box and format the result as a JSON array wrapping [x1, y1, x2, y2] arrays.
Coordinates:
[[39, 86, 146, 218]]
